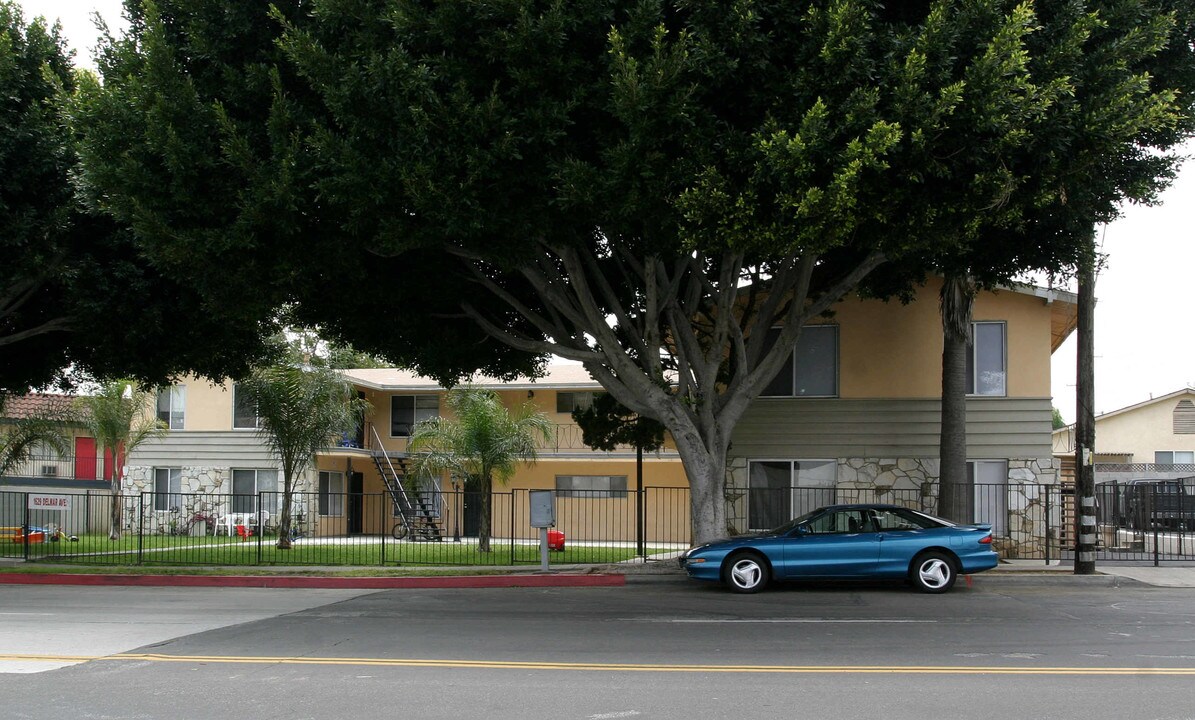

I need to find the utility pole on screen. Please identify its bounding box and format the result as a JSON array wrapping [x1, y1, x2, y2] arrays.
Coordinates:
[[1074, 242, 1097, 575]]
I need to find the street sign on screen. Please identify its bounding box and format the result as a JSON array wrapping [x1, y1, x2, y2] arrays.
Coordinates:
[[27, 494, 70, 511]]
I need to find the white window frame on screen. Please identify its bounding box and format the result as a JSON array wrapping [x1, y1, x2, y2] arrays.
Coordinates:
[[746, 458, 837, 531], [1155, 451, 1195, 466], [555, 475, 628, 498], [156, 385, 186, 430], [153, 467, 183, 511], [966, 321, 1007, 397], [232, 383, 262, 430], [230, 468, 279, 514], [556, 391, 600, 414], [390, 395, 440, 437], [319, 470, 345, 517], [760, 325, 839, 398]]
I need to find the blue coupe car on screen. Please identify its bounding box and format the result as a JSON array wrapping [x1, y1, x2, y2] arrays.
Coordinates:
[[678, 504, 999, 593]]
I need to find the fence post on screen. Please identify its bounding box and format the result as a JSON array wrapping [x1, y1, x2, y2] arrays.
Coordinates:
[[138, 493, 144, 564], [257, 492, 264, 565], [23, 493, 30, 563], [379, 492, 386, 566], [510, 490, 517, 567], [1044, 487, 1052, 565], [1153, 489, 1160, 567]]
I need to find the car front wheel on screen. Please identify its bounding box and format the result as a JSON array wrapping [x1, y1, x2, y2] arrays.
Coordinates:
[[722, 552, 770, 593], [911, 552, 957, 593]]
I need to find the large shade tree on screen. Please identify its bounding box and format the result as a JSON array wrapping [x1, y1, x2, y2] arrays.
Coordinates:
[[0, 2, 282, 396], [75, 1, 1195, 543], [407, 386, 554, 552]]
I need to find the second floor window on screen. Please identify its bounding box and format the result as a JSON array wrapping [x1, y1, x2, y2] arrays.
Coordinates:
[[967, 322, 1006, 396], [556, 391, 600, 413], [391, 395, 440, 436], [762, 325, 838, 398], [156, 386, 185, 430], [232, 384, 262, 429]]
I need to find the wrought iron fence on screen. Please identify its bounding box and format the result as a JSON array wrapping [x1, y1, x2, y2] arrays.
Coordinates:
[[4, 482, 1192, 567], [0, 487, 693, 567]]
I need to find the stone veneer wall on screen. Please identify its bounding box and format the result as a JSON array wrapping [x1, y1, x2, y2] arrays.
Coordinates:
[[725, 456, 1059, 559], [122, 465, 317, 534]]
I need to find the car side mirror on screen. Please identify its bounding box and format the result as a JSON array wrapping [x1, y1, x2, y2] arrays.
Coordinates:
[[793, 524, 810, 536]]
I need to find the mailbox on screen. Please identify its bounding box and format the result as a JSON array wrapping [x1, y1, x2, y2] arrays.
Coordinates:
[[529, 490, 556, 528]]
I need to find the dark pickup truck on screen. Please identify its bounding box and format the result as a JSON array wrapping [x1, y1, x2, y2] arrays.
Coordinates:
[[1112, 477, 1195, 530]]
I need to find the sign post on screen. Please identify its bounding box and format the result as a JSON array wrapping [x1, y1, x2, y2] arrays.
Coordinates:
[[528, 490, 556, 573]]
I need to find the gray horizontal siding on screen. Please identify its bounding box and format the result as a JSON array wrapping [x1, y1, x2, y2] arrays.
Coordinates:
[[730, 397, 1053, 460], [128, 431, 279, 468]]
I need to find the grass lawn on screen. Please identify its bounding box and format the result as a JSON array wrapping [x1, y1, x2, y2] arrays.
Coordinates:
[[5, 532, 672, 567]]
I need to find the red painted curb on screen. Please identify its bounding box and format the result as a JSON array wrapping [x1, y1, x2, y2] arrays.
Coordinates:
[[0, 573, 626, 589]]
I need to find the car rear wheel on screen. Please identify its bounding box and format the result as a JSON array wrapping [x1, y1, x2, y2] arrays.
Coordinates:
[[910, 551, 957, 593], [722, 552, 770, 593]]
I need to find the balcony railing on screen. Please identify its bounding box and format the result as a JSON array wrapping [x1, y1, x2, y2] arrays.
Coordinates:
[[1, 454, 109, 482]]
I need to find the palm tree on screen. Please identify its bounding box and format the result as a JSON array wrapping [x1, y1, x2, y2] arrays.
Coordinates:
[[75, 381, 167, 540], [238, 364, 367, 549], [0, 394, 70, 477], [407, 387, 554, 552], [939, 274, 975, 523]]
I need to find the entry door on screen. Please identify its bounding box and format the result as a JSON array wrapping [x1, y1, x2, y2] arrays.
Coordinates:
[[347, 472, 364, 534], [74, 437, 97, 480]]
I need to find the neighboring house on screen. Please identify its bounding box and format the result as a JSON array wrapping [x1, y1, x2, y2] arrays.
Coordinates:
[[727, 277, 1077, 557], [0, 393, 108, 489], [1052, 388, 1195, 484], [1, 393, 110, 532]]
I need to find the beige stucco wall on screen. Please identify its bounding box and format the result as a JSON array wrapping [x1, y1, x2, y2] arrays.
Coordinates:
[[836, 279, 1054, 399], [151, 376, 240, 432], [1088, 393, 1195, 462]]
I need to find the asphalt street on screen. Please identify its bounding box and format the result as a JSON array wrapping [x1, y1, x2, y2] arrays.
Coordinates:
[[2, 577, 1194, 719]]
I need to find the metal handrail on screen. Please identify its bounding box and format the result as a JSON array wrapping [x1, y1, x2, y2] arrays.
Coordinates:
[[370, 426, 412, 512]]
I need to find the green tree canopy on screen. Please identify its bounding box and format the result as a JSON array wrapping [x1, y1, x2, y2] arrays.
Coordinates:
[[0, 2, 284, 395], [75, 0, 1195, 542]]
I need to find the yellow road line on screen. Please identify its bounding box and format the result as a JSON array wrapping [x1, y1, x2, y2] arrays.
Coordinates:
[[3, 653, 1195, 675]]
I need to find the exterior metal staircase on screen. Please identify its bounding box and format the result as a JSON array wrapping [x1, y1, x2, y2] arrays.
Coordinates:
[[370, 429, 444, 542]]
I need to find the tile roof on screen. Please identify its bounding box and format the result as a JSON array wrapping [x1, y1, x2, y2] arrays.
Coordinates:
[[0, 393, 79, 421]]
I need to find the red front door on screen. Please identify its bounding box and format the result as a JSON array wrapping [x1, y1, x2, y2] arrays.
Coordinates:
[[74, 437, 97, 480]]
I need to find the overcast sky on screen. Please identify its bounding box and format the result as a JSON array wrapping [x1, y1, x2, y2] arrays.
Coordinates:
[[20, 0, 1195, 423]]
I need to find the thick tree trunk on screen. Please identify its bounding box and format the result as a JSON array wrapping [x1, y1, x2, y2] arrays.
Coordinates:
[[939, 275, 974, 523], [669, 429, 729, 546]]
